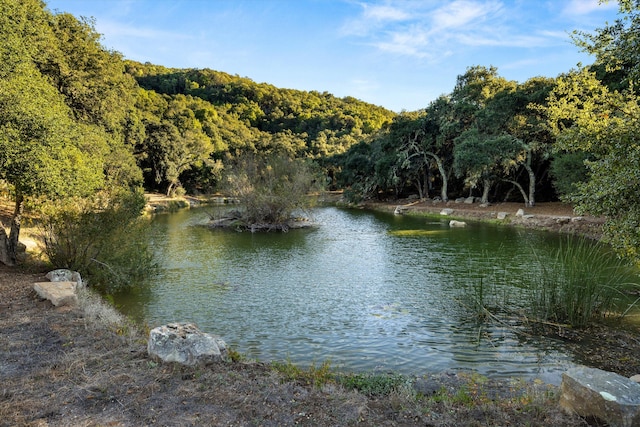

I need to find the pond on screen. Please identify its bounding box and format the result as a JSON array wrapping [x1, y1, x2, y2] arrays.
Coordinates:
[[113, 206, 634, 384]]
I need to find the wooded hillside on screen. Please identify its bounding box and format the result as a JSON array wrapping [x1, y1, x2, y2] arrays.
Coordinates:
[[1, 0, 639, 264]]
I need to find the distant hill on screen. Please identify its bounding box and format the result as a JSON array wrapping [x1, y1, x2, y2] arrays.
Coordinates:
[[125, 61, 396, 159]]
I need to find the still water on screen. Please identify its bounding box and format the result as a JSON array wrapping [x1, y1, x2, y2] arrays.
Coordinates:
[[114, 206, 619, 384]]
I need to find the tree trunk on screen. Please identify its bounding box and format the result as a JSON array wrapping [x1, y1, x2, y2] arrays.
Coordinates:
[[503, 179, 529, 206], [524, 157, 536, 207], [0, 225, 12, 266], [0, 193, 24, 266], [481, 179, 491, 204], [166, 181, 175, 197], [426, 152, 448, 202]]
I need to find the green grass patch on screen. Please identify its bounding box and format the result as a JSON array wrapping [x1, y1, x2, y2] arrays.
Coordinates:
[[337, 372, 408, 397], [271, 359, 334, 388]]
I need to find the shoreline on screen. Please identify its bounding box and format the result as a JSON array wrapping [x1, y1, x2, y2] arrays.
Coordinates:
[[356, 198, 605, 241], [1, 195, 636, 426]]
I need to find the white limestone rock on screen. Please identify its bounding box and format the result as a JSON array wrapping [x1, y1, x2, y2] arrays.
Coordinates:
[[560, 366, 640, 427], [46, 269, 84, 289], [148, 322, 229, 366], [33, 281, 78, 307]]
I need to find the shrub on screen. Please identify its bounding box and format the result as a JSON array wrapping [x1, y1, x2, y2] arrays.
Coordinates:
[[38, 188, 156, 292], [223, 153, 323, 228]]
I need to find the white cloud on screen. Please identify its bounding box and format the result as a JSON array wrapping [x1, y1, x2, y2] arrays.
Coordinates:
[[96, 20, 190, 42], [363, 3, 410, 22], [430, 0, 502, 31], [342, 0, 586, 61], [562, 0, 616, 16]]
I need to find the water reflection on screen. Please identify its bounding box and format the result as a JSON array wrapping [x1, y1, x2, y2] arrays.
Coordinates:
[[113, 206, 630, 384]]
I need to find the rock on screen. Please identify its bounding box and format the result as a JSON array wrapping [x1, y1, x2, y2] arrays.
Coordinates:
[[449, 220, 467, 227], [464, 197, 475, 204], [560, 366, 640, 427], [46, 269, 84, 288], [394, 206, 408, 215], [556, 216, 572, 224], [454, 197, 465, 203], [440, 208, 454, 216], [631, 375, 640, 384], [479, 203, 490, 208], [497, 212, 508, 220], [148, 323, 229, 366], [571, 216, 584, 222], [522, 214, 536, 219], [33, 282, 78, 307], [516, 208, 525, 217]]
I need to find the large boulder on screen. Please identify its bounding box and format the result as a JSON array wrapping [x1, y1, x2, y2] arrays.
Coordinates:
[[46, 269, 84, 288], [560, 366, 640, 427], [148, 323, 229, 366], [33, 281, 78, 307]]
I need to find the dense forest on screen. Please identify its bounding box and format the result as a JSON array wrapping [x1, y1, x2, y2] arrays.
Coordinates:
[[1, 0, 639, 272]]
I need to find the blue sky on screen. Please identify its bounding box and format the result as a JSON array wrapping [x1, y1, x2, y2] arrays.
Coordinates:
[[45, 0, 620, 112]]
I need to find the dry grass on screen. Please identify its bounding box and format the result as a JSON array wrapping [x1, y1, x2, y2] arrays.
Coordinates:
[[0, 264, 597, 426]]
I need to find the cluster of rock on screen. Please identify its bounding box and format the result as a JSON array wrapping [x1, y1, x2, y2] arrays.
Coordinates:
[[32, 269, 84, 307], [32, 270, 229, 367]]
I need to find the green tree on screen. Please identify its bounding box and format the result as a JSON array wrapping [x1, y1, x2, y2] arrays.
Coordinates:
[[572, 0, 640, 90], [0, 0, 108, 265], [467, 77, 555, 206], [453, 130, 523, 204], [448, 66, 518, 202], [41, 11, 143, 188], [39, 188, 155, 292], [422, 96, 457, 202], [545, 0, 640, 261], [138, 94, 214, 195], [546, 66, 640, 261]]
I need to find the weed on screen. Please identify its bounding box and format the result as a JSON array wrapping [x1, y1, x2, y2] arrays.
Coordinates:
[[227, 348, 245, 363], [338, 372, 408, 397], [271, 359, 334, 388]]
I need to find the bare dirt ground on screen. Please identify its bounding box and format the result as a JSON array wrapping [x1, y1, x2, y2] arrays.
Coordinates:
[[0, 196, 637, 426], [362, 199, 605, 240]]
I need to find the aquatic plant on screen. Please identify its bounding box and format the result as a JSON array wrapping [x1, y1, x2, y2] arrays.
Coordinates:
[[525, 236, 639, 328]]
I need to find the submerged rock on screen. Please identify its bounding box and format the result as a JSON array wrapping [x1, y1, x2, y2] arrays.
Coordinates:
[[148, 322, 229, 366], [560, 366, 640, 427], [449, 220, 467, 227]]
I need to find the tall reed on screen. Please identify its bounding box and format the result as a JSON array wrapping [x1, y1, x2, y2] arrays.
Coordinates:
[[525, 236, 639, 328]]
